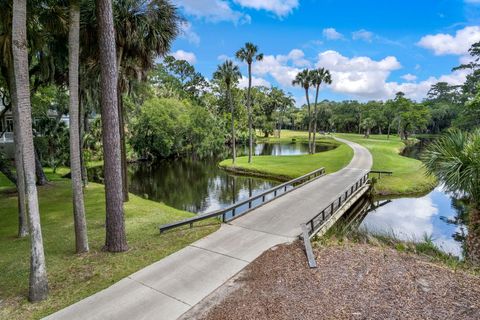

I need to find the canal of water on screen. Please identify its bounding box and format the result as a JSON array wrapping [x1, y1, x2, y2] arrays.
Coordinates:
[[89, 142, 336, 215]]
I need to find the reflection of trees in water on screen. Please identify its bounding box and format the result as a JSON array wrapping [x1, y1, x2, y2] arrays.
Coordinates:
[[127, 157, 278, 213], [88, 142, 336, 214], [440, 196, 469, 256]]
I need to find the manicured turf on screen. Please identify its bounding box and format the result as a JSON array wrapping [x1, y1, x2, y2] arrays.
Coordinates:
[[0, 172, 219, 319], [220, 131, 354, 180], [336, 133, 437, 195]]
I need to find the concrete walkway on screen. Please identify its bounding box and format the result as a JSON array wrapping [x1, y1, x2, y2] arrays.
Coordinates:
[[45, 137, 372, 320]]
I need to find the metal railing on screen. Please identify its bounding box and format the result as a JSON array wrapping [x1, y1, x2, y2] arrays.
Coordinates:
[[369, 170, 393, 178], [304, 173, 370, 238], [159, 167, 326, 233]]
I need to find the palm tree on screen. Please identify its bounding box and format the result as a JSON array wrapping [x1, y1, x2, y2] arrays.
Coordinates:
[[235, 42, 263, 163], [81, 0, 181, 202], [292, 69, 313, 153], [12, 0, 48, 301], [311, 68, 332, 153], [213, 60, 241, 164], [69, 0, 89, 253], [422, 129, 480, 265], [97, 0, 128, 252], [361, 117, 376, 138], [0, 0, 28, 237]]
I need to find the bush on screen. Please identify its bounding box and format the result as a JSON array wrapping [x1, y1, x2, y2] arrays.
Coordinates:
[[130, 98, 226, 159]]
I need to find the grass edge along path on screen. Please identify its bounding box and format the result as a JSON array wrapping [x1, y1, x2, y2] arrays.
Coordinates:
[[219, 133, 354, 181], [336, 133, 437, 196], [0, 172, 219, 320]]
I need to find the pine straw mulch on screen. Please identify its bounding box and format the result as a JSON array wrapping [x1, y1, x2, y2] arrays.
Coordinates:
[[196, 241, 480, 320]]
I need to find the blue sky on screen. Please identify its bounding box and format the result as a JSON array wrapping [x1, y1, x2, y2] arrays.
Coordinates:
[[170, 0, 480, 104]]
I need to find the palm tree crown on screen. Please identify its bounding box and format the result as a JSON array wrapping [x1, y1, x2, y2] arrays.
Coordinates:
[[235, 42, 263, 64], [311, 68, 332, 87], [422, 129, 480, 206], [213, 60, 241, 89], [292, 69, 311, 90]]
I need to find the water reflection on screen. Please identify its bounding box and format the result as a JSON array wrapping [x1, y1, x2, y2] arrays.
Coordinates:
[[126, 158, 279, 214], [89, 142, 331, 215], [360, 186, 467, 257]]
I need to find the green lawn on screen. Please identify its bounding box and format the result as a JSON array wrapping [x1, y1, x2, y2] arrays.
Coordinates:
[[336, 133, 437, 195], [221, 130, 436, 196], [0, 171, 219, 319], [220, 131, 354, 180]]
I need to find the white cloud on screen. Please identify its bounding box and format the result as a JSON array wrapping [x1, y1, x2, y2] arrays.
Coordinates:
[[179, 21, 200, 45], [251, 50, 314, 87], [352, 29, 374, 42], [465, 0, 480, 4], [175, 0, 251, 24], [238, 75, 271, 88], [217, 54, 231, 61], [401, 73, 417, 82], [314, 50, 468, 101], [417, 26, 480, 55], [316, 50, 401, 98], [385, 69, 468, 101], [323, 28, 344, 40], [234, 0, 299, 17], [171, 50, 197, 64], [286, 49, 310, 67]]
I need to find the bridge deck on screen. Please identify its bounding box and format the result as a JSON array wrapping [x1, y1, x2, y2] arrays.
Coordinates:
[[45, 138, 372, 320]]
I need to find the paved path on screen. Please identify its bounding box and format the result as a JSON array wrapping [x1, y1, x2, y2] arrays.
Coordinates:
[[45, 137, 372, 320]]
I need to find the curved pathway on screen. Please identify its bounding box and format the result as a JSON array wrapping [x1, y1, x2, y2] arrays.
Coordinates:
[[45, 137, 372, 320]]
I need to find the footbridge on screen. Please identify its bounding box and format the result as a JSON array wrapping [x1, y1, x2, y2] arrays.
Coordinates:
[[45, 137, 373, 320]]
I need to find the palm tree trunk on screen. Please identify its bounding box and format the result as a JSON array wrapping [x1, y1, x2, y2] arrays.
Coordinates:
[[34, 145, 48, 185], [312, 85, 320, 154], [247, 63, 253, 164], [69, 0, 89, 253], [116, 46, 129, 202], [305, 88, 312, 153], [79, 91, 88, 186], [12, 0, 49, 301], [8, 59, 28, 238], [230, 88, 236, 164], [467, 207, 480, 266], [97, 0, 128, 252]]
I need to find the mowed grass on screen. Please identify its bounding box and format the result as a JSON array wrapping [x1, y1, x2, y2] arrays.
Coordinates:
[[0, 172, 219, 319], [336, 133, 437, 195], [220, 131, 354, 180]]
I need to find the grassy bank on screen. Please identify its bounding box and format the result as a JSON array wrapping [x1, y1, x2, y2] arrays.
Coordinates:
[[336, 133, 437, 196], [219, 131, 353, 180], [0, 172, 219, 319]]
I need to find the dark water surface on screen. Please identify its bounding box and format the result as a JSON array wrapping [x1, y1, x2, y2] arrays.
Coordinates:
[[359, 138, 467, 257], [90, 142, 333, 214]]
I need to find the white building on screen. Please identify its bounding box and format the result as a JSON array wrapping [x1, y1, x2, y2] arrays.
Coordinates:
[[0, 103, 70, 159]]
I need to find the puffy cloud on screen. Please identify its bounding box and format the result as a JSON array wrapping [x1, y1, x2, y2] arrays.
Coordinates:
[[252, 50, 312, 86], [401, 73, 417, 82], [385, 69, 468, 101], [217, 54, 231, 61], [465, 0, 480, 4], [314, 50, 468, 100], [352, 29, 374, 42], [316, 50, 401, 98], [179, 21, 200, 45], [417, 26, 480, 55], [238, 75, 271, 88], [323, 28, 344, 40], [171, 50, 197, 64], [175, 0, 251, 24], [250, 48, 466, 101], [234, 0, 299, 17]]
